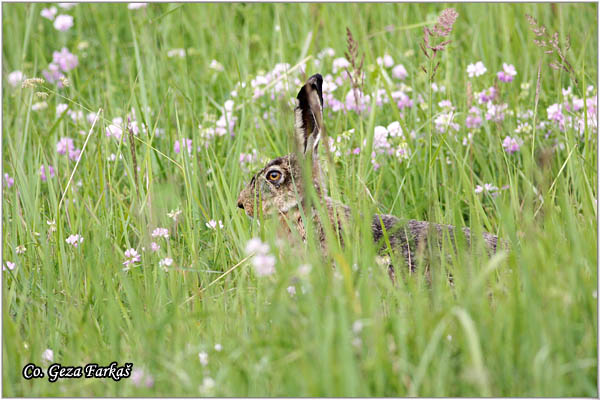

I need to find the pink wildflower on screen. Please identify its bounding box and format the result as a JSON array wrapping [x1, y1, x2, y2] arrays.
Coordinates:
[[40, 165, 55, 182], [53, 14, 74, 31], [3, 261, 16, 271], [376, 54, 394, 68], [392, 64, 407, 80], [151, 227, 169, 239], [7, 71, 25, 87], [53, 47, 78, 71], [467, 61, 487, 78], [174, 138, 193, 155], [56, 137, 74, 155], [205, 220, 224, 229], [128, 3, 147, 10], [4, 173, 14, 188], [41, 7, 57, 20], [65, 234, 83, 247], [502, 136, 522, 154], [123, 248, 141, 266]]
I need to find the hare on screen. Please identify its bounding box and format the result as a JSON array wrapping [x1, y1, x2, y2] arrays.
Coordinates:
[[237, 73, 502, 275]]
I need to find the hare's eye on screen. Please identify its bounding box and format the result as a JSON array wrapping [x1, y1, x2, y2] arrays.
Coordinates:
[[266, 170, 282, 182]]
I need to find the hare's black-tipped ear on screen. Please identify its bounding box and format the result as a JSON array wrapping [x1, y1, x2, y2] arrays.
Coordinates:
[[294, 73, 324, 156]]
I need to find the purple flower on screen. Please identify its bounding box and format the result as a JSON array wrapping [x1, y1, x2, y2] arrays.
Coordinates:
[[4, 173, 14, 188], [376, 54, 394, 68], [3, 261, 16, 272], [485, 102, 508, 123], [66, 234, 83, 247], [58, 3, 78, 10], [252, 253, 276, 276], [40, 165, 55, 182], [159, 257, 173, 269], [130, 368, 154, 388], [352, 147, 361, 155], [245, 238, 276, 276], [123, 248, 141, 266], [497, 64, 516, 83], [373, 126, 391, 151], [53, 47, 78, 72], [391, 91, 413, 110], [174, 138, 193, 155], [106, 117, 124, 140], [56, 137, 74, 155], [41, 7, 57, 20], [502, 136, 522, 154], [68, 148, 81, 161], [466, 114, 483, 129], [128, 3, 147, 10], [151, 227, 169, 239], [434, 112, 459, 133], [7, 71, 25, 87], [332, 58, 351, 74], [467, 61, 487, 78], [387, 121, 403, 137], [478, 86, 498, 104], [475, 183, 499, 194], [42, 349, 54, 363], [53, 14, 74, 31], [392, 64, 407, 80], [206, 220, 224, 229], [42, 63, 65, 85], [56, 103, 68, 115], [239, 149, 258, 166], [344, 89, 371, 114]]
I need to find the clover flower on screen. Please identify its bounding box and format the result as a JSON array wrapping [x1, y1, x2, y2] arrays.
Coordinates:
[[174, 138, 193, 155], [392, 64, 407, 80], [151, 227, 169, 239], [42, 349, 54, 363], [159, 257, 173, 270], [52, 47, 78, 71], [4, 173, 14, 188], [198, 351, 208, 366], [167, 48, 185, 58], [245, 238, 275, 276], [467, 61, 487, 78], [466, 106, 483, 129], [130, 368, 154, 388], [3, 261, 16, 272], [502, 136, 522, 154], [497, 63, 517, 83], [376, 54, 394, 68], [53, 14, 74, 31], [40, 165, 55, 181], [66, 234, 83, 247], [123, 248, 141, 266], [205, 220, 224, 230], [287, 286, 296, 296], [56, 137, 74, 155], [128, 3, 147, 10], [41, 7, 57, 20], [7, 71, 25, 87]]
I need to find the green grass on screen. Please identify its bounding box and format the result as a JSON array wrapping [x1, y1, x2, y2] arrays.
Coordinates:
[[2, 3, 597, 396]]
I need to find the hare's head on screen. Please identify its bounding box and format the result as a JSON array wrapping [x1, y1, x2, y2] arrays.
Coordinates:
[[237, 73, 324, 218]]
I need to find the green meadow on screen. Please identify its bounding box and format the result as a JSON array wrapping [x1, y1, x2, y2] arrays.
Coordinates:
[[2, 3, 597, 396]]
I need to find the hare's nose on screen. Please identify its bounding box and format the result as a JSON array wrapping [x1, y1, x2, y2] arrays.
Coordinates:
[[237, 200, 244, 210]]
